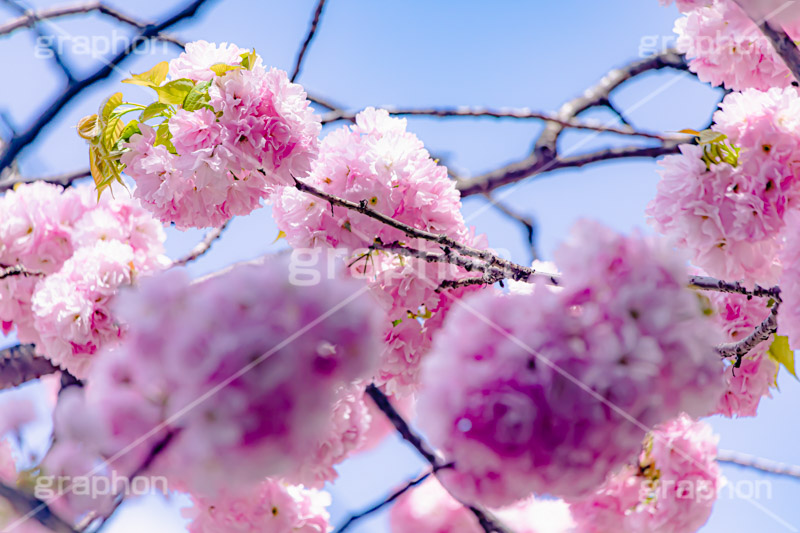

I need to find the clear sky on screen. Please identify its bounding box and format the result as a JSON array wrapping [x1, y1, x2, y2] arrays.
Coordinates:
[[0, 1, 798, 532]]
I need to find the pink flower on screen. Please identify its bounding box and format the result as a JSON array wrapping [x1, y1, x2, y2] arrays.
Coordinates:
[[61, 256, 381, 495], [184, 479, 330, 533], [168, 40, 252, 82], [122, 44, 320, 230], [570, 415, 720, 533], [675, 0, 800, 91], [779, 209, 800, 350], [707, 289, 778, 417], [417, 221, 723, 507], [390, 477, 574, 533]]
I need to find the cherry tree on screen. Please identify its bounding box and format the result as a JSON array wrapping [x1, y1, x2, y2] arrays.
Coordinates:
[[0, 0, 799, 532]]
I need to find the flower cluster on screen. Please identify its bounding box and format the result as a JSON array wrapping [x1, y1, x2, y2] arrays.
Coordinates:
[[90, 41, 321, 230], [648, 88, 800, 284], [275, 108, 486, 396], [417, 220, 723, 507], [390, 477, 575, 533], [0, 182, 166, 377], [184, 479, 331, 533], [707, 290, 778, 417], [673, 0, 800, 91], [570, 415, 720, 533], [58, 256, 380, 496]]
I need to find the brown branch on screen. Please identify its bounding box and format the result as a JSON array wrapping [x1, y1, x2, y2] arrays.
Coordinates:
[[365, 385, 514, 533], [320, 106, 679, 141], [0, 265, 44, 280], [716, 303, 779, 361], [717, 449, 800, 480], [484, 193, 538, 262], [688, 275, 781, 300], [172, 219, 231, 266], [0, 1, 184, 46], [0, 344, 60, 390], [0, 482, 76, 533], [290, 0, 327, 82], [333, 468, 440, 533], [0, 168, 90, 194], [457, 142, 682, 197], [0, 0, 214, 175]]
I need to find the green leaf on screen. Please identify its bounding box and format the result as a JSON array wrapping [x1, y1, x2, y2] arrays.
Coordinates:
[[697, 129, 727, 145], [183, 81, 212, 112], [154, 79, 195, 105], [272, 230, 286, 244], [209, 63, 241, 77], [240, 49, 257, 70], [101, 116, 124, 151], [140, 102, 170, 122], [767, 335, 798, 380], [102, 92, 124, 120], [121, 61, 169, 88], [118, 120, 140, 144], [391, 319, 403, 327], [154, 122, 176, 154]]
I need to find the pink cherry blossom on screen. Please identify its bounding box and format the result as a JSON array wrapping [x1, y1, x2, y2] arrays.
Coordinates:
[[570, 415, 719, 533], [122, 44, 320, 229], [390, 477, 574, 533], [779, 209, 800, 350], [61, 256, 380, 495], [184, 479, 330, 533], [417, 220, 723, 507], [675, 0, 800, 91]]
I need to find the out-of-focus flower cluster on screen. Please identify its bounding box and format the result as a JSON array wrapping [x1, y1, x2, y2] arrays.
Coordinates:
[[417, 220, 723, 507]]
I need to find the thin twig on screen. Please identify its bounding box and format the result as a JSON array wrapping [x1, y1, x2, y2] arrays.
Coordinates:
[[0, 344, 60, 390], [0, 0, 214, 175], [716, 304, 779, 362], [0, 481, 77, 532], [688, 275, 781, 300], [0, 265, 44, 280], [718, 449, 800, 480], [320, 106, 681, 141], [290, 0, 327, 82], [365, 385, 515, 533], [484, 193, 538, 262], [0, 1, 184, 46], [0, 168, 90, 193], [172, 220, 231, 266], [333, 468, 441, 533]]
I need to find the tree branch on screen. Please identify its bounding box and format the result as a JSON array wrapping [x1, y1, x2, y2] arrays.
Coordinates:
[[365, 384, 515, 533], [0, 168, 90, 194], [0, 1, 184, 46], [0, 0, 214, 175], [715, 303, 779, 362], [717, 449, 800, 480], [484, 193, 538, 262], [172, 219, 231, 267], [0, 481, 77, 533], [290, 0, 327, 82], [333, 469, 440, 533], [320, 106, 680, 141], [0, 344, 60, 390]]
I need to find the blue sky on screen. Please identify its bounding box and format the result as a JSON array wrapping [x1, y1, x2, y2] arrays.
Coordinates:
[[0, 1, 798, 531]]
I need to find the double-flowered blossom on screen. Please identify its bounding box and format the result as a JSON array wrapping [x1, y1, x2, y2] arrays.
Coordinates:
[[276, 108, 486, 396], [707, 290, 777, 417], [674, 0, 800, 91], [570, 415, 719, 533], [184, 479, 331, 533], [64, 256, 380, 495], [779, 210, 800, 351], [390, 477, 574, 533], [659, 0, 711, 12], [0, 183, 166, 376], [418, 220, 723, 507], [648, 88, 800, 284], [119, 41, 320, 229]]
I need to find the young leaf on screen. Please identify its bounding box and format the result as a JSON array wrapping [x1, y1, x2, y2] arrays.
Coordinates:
[[240, 49, 257, 70], [118, 120, 141, 144], [101, 116, 124, 150], [209, 63, 241, 77], [121, 61, 169, 88], [155, 79, 195, 105], [77, 114, 100, 141], [102, 92, 124, 120], [141, 102, 170, 122], [183, 81, 212, 112], [767, 335, 798, 380], [154, 122, 177, 154]]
